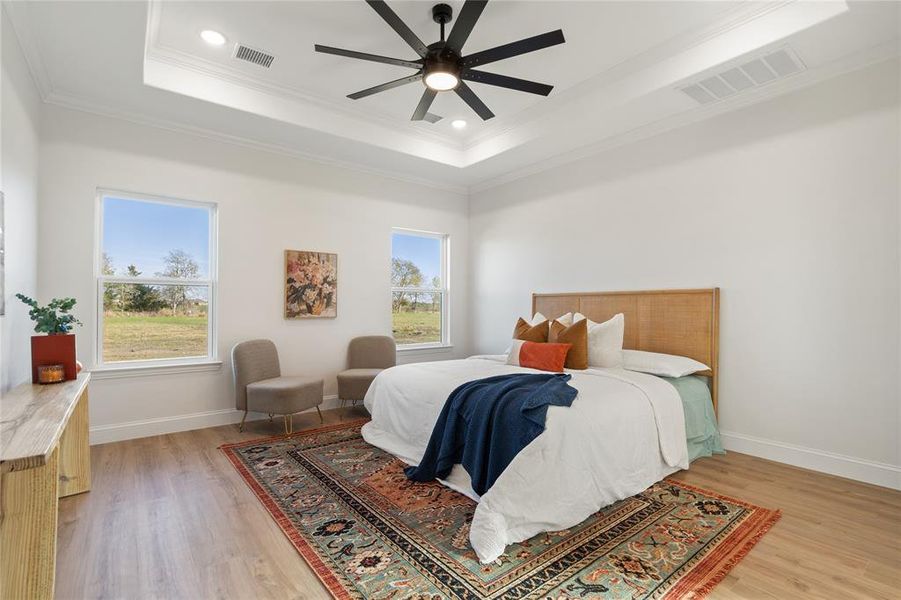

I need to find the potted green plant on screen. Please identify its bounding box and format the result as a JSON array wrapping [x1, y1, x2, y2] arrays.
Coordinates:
[[16, 294, 82, 383]]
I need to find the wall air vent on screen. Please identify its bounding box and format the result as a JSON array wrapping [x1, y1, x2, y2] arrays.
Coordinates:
[[234, 44, 275, 68], [678, 46, 805, 105]]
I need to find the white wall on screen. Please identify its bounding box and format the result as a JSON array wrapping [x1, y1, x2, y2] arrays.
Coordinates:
[[0, 11, 41, 392], [37, 105, 469, 442], [469, 59, 901, 488], [18, 42, 900, 487]]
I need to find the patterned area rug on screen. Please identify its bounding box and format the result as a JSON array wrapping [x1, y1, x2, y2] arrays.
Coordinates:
[[221, 420, 779, 599]]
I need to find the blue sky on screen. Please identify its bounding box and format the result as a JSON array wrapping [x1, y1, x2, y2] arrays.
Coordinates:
[[103, 197, 209, 276], [392, 232, 441, 285]]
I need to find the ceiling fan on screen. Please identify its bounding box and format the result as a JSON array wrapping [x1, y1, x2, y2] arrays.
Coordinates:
[[314, 0, 565, 122]]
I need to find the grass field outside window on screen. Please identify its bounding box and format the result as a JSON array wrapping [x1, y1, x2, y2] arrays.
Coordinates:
[[391, 229, 448, 348], [103, 310, 208, 362], [98, 191, 216, 366], [392, 308, 441, 345]]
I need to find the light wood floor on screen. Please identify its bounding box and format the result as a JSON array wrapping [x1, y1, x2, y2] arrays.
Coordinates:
[[56, 407, 900, 599]]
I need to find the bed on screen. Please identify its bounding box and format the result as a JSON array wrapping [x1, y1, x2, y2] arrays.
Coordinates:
[[362, 288, 722, 563]]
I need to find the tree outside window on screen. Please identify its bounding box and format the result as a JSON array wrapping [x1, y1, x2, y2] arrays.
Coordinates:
[[391, 230, 448, 347], [97, 193, 216, 365]]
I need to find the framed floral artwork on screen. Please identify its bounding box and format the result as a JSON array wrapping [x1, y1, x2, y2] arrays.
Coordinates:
[[285, 250, 337, 318]]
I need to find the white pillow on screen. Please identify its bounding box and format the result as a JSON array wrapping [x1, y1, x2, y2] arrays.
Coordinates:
[[573, 312, 624, 367], [622, 350, 710, 378], [530, 311, 548, 325], [506, 339, 525, 366], [531, 312, 573, 327]]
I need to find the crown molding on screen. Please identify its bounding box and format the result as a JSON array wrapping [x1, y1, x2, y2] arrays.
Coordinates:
[[142, 52, 464, 167], [146, 46, 461, 151], [8, 0, 892, 196], [24, 30, 898, 198], [2, 0, 53, 100], [144, 1, 460, 151], [459, 0, 849, 168], [140, 0, 811, 169], [468, 42, 899, 195], [42, 89, 468, 195], [460, 1, 790, 151], [144, 0, 461, 151], [5, 0, 467, 193]]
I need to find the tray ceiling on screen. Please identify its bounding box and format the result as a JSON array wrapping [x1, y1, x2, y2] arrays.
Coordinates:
[[150, 1, 733, 134], [5, 1, 899, 190]]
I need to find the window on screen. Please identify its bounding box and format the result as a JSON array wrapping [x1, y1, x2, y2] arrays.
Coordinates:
[[391, 229, 449, 348], [96, 191, 217, 367]]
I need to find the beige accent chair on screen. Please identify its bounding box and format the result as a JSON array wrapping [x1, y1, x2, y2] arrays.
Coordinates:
[[337, 336, 396, 406], [232, 339, 323, 434]]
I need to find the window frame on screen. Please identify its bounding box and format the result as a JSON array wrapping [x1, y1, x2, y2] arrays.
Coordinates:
[[391, 227, 450, 351], [94, 189, 219, 372]]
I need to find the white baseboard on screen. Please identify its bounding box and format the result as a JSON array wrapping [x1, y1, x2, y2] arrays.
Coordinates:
[[719, 430, 901, 491], [90, 407, 901, 491], [90, 395, 342, 445]]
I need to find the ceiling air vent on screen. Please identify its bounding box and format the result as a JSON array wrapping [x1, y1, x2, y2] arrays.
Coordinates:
[[234, 44, 275, 68], [678, 46, 805, 105]]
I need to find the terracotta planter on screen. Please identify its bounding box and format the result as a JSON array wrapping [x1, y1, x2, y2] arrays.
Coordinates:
[[31, 333, 77, 383]]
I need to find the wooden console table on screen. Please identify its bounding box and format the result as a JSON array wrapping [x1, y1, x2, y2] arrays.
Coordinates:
[[1, 373, 91, 600]]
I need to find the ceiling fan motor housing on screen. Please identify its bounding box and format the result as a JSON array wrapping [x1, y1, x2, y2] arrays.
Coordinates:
[[424, 41, 461, 89]]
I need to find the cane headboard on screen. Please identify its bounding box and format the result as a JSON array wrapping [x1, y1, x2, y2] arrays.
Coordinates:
[[532, 288, 720, 413]]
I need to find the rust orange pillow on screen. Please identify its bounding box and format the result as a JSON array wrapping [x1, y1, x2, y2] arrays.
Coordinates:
[[506, 340, 571, 372], [549, 318, 588, 370], [513, 317, 549, 343]]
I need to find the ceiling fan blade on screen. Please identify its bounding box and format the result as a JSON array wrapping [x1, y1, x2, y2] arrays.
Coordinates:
[[411, 89, 437, 121], [445, 0, 488, 54], [348, 73, 423, 100], [462, 29, 565, 68], [455, 82, 495, 120], [423, 112, 443, 124], [366, 0, 429, 58], [314, 45, 422, 69], [461, 70, 553, 96]]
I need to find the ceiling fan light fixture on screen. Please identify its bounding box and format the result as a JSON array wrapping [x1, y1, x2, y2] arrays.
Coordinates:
[[424, 69, 459, 91]]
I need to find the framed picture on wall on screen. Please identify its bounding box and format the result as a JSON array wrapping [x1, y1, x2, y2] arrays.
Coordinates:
[[285, 250, 337, 319]]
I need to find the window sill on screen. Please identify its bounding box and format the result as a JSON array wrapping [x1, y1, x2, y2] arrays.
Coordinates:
[[396, 344, 454, 354], [90, 360, 223, 380]]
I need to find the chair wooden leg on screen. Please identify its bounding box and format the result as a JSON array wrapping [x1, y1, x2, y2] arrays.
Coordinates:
[[238, 410, 248, 432], [283, 415, 291, 435], [315, 405, 323, 424]]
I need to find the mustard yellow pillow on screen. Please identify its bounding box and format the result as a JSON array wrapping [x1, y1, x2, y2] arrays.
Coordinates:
[[513, 317, 549, 343], [549, 318, 588, 370]]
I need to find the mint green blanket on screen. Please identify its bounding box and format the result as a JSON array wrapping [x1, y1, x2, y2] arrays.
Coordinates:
[[662, 375, 725, 462]]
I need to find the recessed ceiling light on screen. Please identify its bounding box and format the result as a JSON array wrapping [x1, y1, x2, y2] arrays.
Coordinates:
[[451, 119, 467, 130], [200, 30, 226, 46]]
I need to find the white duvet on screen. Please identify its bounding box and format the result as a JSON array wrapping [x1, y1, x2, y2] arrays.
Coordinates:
[[361, 356, 689, 563]]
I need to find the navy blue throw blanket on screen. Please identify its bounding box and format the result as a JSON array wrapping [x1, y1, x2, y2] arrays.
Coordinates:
[[404, 373, 578, 495]]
